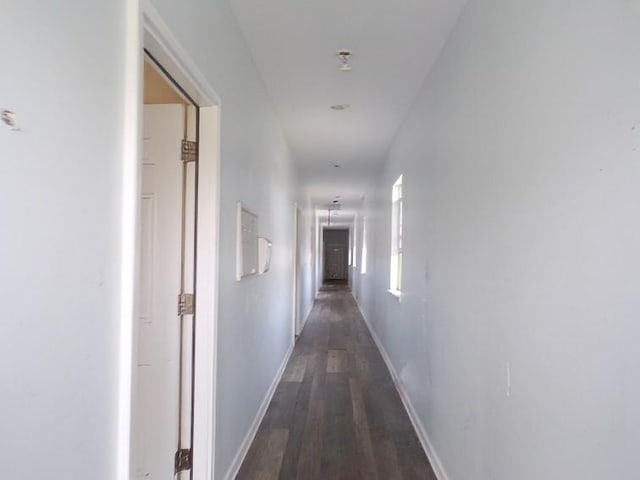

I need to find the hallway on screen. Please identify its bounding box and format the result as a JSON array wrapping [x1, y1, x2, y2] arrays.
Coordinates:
[[236, 285, 436, 480], [7, 2, 640, 479]]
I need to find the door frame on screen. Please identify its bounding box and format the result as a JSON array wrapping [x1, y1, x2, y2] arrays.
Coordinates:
[[292, 204, 300, 338], [119, 2, 221, 479]]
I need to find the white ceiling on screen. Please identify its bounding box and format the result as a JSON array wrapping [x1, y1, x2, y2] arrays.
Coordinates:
[[230, 0, 467, 220]]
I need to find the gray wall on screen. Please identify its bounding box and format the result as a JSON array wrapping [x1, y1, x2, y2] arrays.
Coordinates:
[[358, 1, 640, 479]]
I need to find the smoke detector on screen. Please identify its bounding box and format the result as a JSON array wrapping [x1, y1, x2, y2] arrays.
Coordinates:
[[338, 50, 352, 71]]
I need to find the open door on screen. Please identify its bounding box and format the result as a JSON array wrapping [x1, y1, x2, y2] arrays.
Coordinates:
[[134, 56, 198, 480]]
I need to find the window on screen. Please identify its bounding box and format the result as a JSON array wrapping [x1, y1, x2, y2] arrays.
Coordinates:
[[390, 175, 403, 293], [352, 220, 357, 268], [361, 216, 368, 275]]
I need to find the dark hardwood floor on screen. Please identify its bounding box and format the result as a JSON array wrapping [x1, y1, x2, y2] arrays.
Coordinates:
[[236, 284, 437, 480]]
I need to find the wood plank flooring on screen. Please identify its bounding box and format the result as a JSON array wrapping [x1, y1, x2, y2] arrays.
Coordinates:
[[236, 284, 437, 480]]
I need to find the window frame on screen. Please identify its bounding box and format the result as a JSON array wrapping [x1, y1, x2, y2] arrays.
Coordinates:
[[360, 215, 368, 275], [352, 219, 357, 269], [389, 175, 403, 296]]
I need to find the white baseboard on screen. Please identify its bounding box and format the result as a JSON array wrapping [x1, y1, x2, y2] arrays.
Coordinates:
[[299, 303, 314, 333], [222, 341, 294, 480], [352, 296, 451, 480]]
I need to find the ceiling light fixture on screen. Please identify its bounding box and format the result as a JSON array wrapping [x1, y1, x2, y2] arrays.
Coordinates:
[[338, 50, 352, 71], [330, 104, 350, 111]]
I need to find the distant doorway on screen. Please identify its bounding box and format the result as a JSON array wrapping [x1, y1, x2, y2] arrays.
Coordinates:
[[323, 228, 349, 283]]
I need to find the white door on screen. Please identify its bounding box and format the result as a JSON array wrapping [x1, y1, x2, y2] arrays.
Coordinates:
[[135, 104, 186, 479]]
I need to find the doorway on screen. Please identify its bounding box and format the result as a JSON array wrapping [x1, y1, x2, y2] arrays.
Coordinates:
[[134, 54, 198, 480], [292, 205, 306, 337], [122, 7, 222, 480], [323, 228, 350, 284]]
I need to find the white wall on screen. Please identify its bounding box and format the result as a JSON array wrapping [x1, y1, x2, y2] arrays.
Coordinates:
[[146, 1, 297, 478], [1, 2, 128, 479], [360, 1, 640, 479], [2, 1, 297, 479]]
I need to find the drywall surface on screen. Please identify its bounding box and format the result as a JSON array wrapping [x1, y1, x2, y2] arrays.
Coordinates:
[[147, 1, 296, 477], [360, 1, 640, 479], [0, 2, 128, 479]]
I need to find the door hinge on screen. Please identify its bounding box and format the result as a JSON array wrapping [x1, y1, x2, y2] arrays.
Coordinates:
[[174, 448, 192, 473], [177, 293, 194, 316], [181, 139, 198, 162]]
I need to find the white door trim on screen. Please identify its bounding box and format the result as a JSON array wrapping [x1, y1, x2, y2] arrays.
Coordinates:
[[119, 2, 221, 479], [142, 1, 220, 107], [117, 1, 142, 479]]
